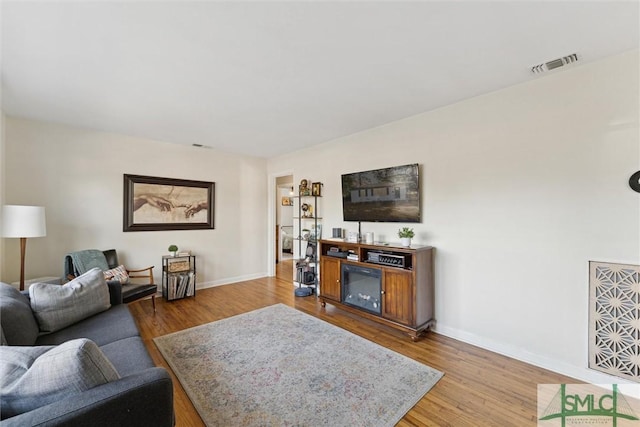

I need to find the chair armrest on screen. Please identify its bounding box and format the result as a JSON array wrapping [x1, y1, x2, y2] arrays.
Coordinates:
[[0, 368, 174, 427], [126, 266, 154, 284], [126, 266, 154, 274]]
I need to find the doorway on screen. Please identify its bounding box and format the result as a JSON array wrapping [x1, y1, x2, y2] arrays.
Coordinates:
[[275, 175, 294, 280]]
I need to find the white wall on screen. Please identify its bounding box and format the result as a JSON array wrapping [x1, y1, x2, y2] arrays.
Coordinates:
[[3, 118, 268, 287], [267, 50, 640, 383], [0, 111, 6, 280]]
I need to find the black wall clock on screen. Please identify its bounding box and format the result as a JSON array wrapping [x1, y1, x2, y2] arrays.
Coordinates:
[[630, 171, 640, 193]]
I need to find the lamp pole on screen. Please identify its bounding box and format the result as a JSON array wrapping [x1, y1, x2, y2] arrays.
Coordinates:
[[19, 237, 27, 291]]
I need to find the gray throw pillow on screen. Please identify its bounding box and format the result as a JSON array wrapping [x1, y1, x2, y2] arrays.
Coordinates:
[[29, 268, 111, 333], [0, 338, 120, 419], [0, 282, 39, 345]]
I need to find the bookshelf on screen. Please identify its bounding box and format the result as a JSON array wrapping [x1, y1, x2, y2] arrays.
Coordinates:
[[162, 255, 196, 301], [293, 193, 321, 296]]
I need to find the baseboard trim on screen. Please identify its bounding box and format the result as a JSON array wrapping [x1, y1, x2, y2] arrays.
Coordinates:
[[196, 273, 267, 290], [433, 323, 633, 385]]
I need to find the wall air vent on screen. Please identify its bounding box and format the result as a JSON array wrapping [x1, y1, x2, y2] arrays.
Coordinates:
[[531, 53, 579, 74]]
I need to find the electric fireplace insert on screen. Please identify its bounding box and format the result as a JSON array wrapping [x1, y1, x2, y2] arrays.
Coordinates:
[[341, 263, 382, 315]]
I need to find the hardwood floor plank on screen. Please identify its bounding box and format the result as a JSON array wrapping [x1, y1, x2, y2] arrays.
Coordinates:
[[128, 260, 578, 426]]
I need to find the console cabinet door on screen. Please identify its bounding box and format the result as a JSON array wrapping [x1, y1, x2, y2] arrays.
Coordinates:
[[382, 269, 414, 326], [320, 257, 341, 302]]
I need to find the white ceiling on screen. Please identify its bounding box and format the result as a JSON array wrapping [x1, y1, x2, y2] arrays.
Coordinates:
[[1, 1, 638, 158]]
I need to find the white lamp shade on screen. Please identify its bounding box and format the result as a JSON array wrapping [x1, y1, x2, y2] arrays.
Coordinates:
[[1, 205, 47, 238]]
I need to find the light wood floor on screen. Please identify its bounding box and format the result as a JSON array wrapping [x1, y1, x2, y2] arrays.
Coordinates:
[[129, 260, 576, 426]]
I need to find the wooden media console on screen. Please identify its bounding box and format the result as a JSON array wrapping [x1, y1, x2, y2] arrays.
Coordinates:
[[318, 239, 435, 341]]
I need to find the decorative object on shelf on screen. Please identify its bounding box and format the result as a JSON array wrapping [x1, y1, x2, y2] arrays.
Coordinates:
[[398, 227, 415, 247], [123, 174, 215, 232], [281, 196, 293, 206], [346, 231, 359, 243], [1, 205, 47, 291], [629, 171, 640, 193], [168, 244, 178, 256], [332, 228, 343, 238], [301, 203, 313, 218], [310, 224, 322, 242], [364, 232, 374, 244], [301, 229, 311, 240], [299, 179, 311, 196], [311, 182, 323, 196], [168, 259, 190, 273]]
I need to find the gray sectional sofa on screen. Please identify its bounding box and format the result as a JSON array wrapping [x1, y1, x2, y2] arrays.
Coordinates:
[[0, 269, 174, 426]]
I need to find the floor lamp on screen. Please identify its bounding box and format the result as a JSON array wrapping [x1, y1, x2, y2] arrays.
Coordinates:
[[1, 205, 47, 291]]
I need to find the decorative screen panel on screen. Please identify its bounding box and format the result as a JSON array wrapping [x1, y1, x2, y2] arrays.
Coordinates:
[[589, 261, 640, 382]]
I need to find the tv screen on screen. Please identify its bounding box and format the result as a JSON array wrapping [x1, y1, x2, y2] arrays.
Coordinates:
[[341, 163, 420, 223]]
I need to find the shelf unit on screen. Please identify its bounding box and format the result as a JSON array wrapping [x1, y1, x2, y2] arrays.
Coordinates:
[[162, 255, 196, 301], [293, 191, 322, 296], [318, 239, 434, 340]]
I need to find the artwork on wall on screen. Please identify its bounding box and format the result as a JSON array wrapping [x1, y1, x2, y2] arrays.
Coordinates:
[[282, 197, 293, 206], [123, 174, 215, 231], [589, 261, 640, 381]]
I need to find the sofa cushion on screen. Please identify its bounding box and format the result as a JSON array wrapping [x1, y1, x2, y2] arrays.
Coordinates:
[[35, 304, 139, 347], [100, 336, 155, 377], [29, 268, 111, 333], [103, 265, 129, 284], [0, 282, 39, 346], [0, 338, 120, 419]]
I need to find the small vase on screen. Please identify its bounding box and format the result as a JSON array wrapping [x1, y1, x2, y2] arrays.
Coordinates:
[[171, 251, 177, 257], [401, 237, 411, 247]]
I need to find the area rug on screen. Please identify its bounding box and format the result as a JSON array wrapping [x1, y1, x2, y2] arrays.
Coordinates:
[[154, 303, 443, 426]]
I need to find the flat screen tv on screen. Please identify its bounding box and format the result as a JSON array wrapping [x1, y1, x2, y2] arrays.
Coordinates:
[[341, 163, 420, 223]]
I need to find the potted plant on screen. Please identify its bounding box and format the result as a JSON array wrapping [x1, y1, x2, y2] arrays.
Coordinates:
[[398, 227, 415, 247], [168, 244, 178, 256]]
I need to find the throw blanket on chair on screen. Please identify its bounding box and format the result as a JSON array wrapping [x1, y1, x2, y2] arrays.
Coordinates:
[[65, 250, 110, 277]]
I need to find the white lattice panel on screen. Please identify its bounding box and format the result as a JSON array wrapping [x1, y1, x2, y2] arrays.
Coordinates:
[[590, 261, 640, 382]]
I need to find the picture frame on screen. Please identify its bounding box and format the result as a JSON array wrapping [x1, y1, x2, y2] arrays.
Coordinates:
[[311, 182, 322, 196], [123, 174, 215, 232], [281, 196, 293, 206]]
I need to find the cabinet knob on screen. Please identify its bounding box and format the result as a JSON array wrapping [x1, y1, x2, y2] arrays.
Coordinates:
[[381, 290, 386, 295]]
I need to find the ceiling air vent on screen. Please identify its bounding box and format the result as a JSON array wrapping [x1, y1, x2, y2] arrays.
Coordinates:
[[531, 53, 579, 74]]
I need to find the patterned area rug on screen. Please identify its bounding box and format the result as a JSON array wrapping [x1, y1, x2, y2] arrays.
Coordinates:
[[154, 304, 443, 426]]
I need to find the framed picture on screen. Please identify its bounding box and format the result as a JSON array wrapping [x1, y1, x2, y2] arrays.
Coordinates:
[[281, 197, 293, 206], [311, 182, 322, 196], [123, 174, 215, 232]]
